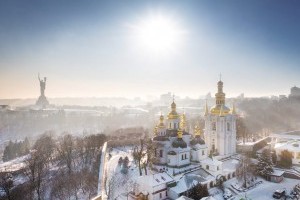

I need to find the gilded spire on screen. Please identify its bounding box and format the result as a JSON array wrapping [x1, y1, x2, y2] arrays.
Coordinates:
[[180, 112, 187, 131], [194, 124, 201, 137], [177, 116, 184, 139], [168, 96, 179, 119], [231, 102, 236, 115], [204, 99, 209, 116], [154, 125, 158, 136], [158, 113, 165, 128]]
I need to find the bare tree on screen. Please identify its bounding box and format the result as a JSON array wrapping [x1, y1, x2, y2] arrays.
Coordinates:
[[237, 154, 254, 188], [57, 134, 75, 175], [0, 172, 13, 200], [24, 133, 56, 200], [132, 139, 147, 176]]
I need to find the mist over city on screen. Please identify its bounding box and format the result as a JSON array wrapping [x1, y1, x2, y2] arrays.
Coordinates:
[[0, 1, 300, 200]]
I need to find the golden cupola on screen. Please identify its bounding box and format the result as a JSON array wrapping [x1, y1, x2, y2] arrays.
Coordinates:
[[210, 79, 230, 115], [180, 112, 187, 131], [231, 102, 237, 115], [194, 125, 201, 137], [154, 125, 158, 137], [204, 100, 209, 116], [168, 99, 179, 119], [158, 114, 165, 128], [177, 117, 185, 139]]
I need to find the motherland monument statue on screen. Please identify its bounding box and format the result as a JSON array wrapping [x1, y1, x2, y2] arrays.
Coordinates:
[[36, 73, 49, 108]]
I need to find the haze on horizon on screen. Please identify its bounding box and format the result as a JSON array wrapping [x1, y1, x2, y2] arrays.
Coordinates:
[[0, 0, 299, 99]]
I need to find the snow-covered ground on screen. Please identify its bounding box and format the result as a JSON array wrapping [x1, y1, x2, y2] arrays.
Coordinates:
[[0, 155, 28, 172], [106, 147, 140, 200], [210, 177, 300, 200]]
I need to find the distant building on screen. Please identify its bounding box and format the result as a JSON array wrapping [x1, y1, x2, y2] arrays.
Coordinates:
[[0, 105, 10, 111], [289, 86, 300, 101], [160, 92, 172, 105]]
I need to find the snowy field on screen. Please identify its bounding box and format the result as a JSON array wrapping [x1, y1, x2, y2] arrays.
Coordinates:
[[210, 177, 300, 200], [0, 155, 27, 172]]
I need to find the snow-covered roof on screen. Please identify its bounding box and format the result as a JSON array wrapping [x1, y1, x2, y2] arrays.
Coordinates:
[[136, 172, 174, 187], [222, 159, 239, 173], [170, 174, 203, 194], [201, 157, 222, 166], [201, 197, 217, 200], [176, 196, 193, 200], [269, 169, 285, 177], [274, 140, 300, 152]]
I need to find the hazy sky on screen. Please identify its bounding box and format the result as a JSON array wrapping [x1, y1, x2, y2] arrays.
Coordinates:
[[0, 0, 299, 99]]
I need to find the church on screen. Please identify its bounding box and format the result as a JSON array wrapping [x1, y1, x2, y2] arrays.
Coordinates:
[[152, 79, 237, 170], [130, 80, 240, 200]]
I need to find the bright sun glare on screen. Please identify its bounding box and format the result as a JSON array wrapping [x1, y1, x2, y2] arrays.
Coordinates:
[[131, 14, 185, 54]]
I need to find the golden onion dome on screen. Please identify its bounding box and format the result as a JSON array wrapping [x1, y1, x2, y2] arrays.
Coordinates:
[[168, 100, 179, 119], [210, 104, 230, 115], [158, 114, 165, 128]]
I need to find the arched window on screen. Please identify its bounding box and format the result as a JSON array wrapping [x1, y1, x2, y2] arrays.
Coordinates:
[[212, 122, 216, 131]]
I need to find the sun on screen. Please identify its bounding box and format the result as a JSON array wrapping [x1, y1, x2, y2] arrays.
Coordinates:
[[130, 14, 186, 55]]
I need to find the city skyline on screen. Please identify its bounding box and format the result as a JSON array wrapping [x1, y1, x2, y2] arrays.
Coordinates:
[[0, 0, 299, 99]]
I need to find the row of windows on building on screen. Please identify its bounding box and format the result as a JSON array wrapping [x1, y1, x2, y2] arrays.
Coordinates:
[[211, 122, 232, 131]]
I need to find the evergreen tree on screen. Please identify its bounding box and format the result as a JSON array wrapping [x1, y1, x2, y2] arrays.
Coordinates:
[[255, 149, 273, 178], [186, 183, 209, 200]]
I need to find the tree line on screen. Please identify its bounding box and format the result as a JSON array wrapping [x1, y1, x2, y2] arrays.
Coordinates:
[[0, 132, 107, 200], [2, 138, 30, 162]]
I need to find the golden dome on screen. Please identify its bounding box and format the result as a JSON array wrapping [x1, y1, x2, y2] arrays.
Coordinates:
[[210, 104, 230, 115], [158, 114, 165, 128], [168, 100, 179, 119], [210, 78, 230, 116], [231, 102, 237, 115], [177, 129, 183, 139]]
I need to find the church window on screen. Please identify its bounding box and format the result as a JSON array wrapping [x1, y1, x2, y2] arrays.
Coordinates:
[[182, 154, 184, 160], [160, 150, 163, 157], [159, 193, 162, 198], [227, 123, 230, 131], [185, 154, 187, 159], [202, 150, 205, 155], [212, 122, 216, 131], [206, 165, 209, 170], [166, 191, 168, 197], [217, 166, 219, 170]]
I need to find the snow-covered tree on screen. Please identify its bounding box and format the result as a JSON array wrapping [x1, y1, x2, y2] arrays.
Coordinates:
[[255, 149, 273, 178]]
